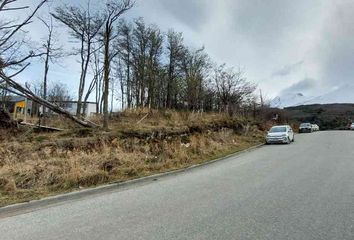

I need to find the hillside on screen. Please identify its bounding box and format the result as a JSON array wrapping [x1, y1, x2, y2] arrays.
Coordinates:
[[0, 109, 265, 207], [284, 104, 354, 130]]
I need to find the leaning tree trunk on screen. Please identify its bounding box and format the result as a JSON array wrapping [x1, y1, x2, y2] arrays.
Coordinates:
[[0, 72, 98, 128]]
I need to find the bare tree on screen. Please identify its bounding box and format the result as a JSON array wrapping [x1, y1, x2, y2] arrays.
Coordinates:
[[38, 16, 63, 117], [0, 80, 8, 107], [92, 52, 103, 114], [81, 44, 103, 116], [213, 64, 256, 116], [47, 83, 73, 107], [131, 18, 149, 107], [52, 3, 104, 117], [0, 0, 47, 109], [166, 30, 185, 108], [113, 56, 125, 110], [0, 0, 97, 127], [30, 81, 73, 108], [126, 18, 163, 109], [181, 47, 210, 111], [101, 0, 134, 129], [0, 0, 47, 71], [146, 24, 163, 109], [110, 74, 115, 113], [1, 0, 259, 127], [116, 19, 133, 108]]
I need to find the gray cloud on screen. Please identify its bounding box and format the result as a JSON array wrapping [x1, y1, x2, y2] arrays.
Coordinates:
[[272, 61, 304, 77], [157, 0, 210, 31], [229, 0, 323, 46], [318, 1, 354, 87], [280, 78, 317, 95]]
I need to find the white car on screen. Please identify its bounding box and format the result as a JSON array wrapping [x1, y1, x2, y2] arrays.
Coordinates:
[[266, 125, 295, 144], [299, 123, 312, 133], [311, 124, 320, 132], [350, 123, 354, 130]]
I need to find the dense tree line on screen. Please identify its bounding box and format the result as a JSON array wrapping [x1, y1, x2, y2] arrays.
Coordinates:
[[50, 1, 257, 118], [0, 0, 260, 128], [108, 18, 257, 115]]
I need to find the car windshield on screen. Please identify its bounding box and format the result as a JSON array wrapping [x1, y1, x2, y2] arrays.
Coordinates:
[[269, 127, 287, 133], [300, 123, 310, 128]]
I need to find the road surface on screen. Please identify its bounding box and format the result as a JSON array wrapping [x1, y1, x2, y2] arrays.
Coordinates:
[[1, 131, 353, 240]]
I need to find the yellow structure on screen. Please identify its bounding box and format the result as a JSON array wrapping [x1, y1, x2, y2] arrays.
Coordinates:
[[13, 100, 27, 119]]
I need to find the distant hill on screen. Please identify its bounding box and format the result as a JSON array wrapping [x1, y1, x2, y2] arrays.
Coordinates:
[[270, 93, 313, 108], [271, 85, 354, 108], [284, 104, 354, 130]]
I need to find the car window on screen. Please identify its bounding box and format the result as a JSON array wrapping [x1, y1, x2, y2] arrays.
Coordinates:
[[269, 127, 286, 133]]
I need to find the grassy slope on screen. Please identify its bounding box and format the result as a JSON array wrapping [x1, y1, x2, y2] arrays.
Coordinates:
[[0, 109, 265, 207]]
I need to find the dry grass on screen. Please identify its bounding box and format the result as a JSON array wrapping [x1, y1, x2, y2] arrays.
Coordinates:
[[0, 110, 265, 207], [109, 108, 235, 131]]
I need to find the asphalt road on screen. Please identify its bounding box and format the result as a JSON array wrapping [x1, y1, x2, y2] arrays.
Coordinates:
[[1, 131, 354, 240]]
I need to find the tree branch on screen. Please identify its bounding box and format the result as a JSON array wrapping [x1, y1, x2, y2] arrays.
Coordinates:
[[0, 71, 99, 128], [0, 0, 48, 48]]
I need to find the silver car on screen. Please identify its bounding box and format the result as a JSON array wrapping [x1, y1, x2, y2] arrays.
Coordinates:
[[299, 123, 312, 133], [266, 125, 295, 144]]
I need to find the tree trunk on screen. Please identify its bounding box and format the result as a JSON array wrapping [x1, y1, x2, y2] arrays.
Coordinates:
[[1, 73, 98, 128], [110, 79, 114, 114], [96, 72, 102, 114], [42, 47, 50, 125], [166, 56, 173, 108], [43, 48, 49, 105], [126, 40, 132, 109], [103, 24, 111, 129], [77, 39, 91, 117]]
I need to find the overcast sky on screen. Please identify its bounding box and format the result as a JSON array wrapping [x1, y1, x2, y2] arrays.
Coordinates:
[[6, 0, 354, 100]]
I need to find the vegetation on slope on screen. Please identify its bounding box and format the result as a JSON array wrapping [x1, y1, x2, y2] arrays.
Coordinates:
[[0, 109, 265, 207]]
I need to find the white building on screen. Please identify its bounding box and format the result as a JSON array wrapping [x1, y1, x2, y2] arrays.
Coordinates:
[[53, 101, 97, 117]]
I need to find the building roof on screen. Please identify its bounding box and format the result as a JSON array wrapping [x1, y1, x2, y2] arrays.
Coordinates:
[[52, 101, 97, 105], [4, 95, 26, 103]]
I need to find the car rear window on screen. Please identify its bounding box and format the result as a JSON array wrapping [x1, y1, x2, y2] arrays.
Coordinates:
[[269, 127, 287, 133]]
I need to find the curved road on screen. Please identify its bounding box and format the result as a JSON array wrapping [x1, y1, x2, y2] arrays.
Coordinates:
[[1, 131, 354, 240]]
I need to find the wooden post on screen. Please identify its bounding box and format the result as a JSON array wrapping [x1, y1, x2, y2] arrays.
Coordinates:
[[13, 103, 16, 119], [24, 98, 28, 123]]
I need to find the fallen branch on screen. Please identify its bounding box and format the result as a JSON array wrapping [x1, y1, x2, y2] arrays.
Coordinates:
[[136, 112, 149, 124], [20, 122, 64, 132], [0, 72, 99, 128]]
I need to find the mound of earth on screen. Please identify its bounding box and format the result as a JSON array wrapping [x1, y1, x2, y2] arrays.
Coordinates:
[[0, 107, 16, 128]]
